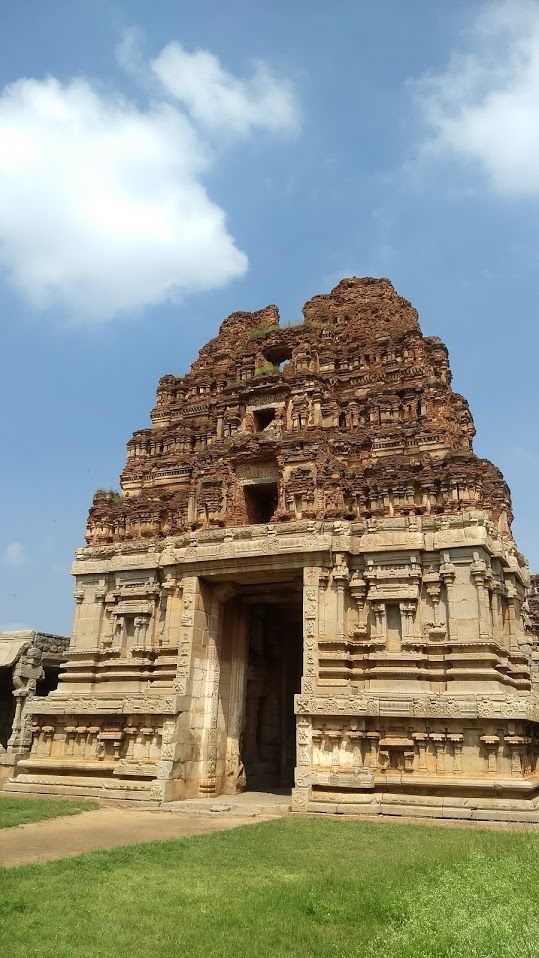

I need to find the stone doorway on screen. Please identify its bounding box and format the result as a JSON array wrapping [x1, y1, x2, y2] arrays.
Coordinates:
[[216, 575, 303, 795], [242, 600, 302, 789]]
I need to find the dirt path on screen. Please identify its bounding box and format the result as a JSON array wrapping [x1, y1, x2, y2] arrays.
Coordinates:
[[0, 807, 274, 869]]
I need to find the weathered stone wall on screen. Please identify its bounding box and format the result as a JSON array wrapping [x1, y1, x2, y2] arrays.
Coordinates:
[[86, 278, 511, 545]]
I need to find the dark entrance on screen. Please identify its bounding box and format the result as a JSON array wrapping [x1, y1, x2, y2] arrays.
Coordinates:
[[0, 667, 15, 749], [243, 482, 278, 524], [241, 598, 302, 789]]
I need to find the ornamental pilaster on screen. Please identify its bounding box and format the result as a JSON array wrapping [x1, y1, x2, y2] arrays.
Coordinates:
[[440, 554, 458, 641], [505, 735, 530, 776], [412, 732, 428, 771], [447, 733, 463, 773], [480, 734, 500, 774], [471, 553, 492, 640], [333, 559, 350, 641], [429, 732, 447, 773], [349, 572, 368, 638]]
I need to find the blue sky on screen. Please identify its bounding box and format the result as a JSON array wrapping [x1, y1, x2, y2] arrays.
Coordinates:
[[0, 0, 538, 635]]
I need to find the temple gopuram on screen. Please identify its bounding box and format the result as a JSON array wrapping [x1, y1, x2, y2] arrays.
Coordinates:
[[7, 277, 538, 822]]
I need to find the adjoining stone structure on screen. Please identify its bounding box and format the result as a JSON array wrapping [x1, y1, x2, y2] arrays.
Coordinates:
[[7, 277, 538, 821], [0, 630, 68, 784]]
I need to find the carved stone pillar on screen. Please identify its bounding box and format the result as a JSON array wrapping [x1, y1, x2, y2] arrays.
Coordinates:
[[326, 729, 342, 772], [372, 603, 386, 645], [160, 575, 182, 647], [399, 601, 417, 644], [199, 583, 235, 796], [124, 726, 138, 760], [140, 727, 153, 762], [440, 555, 458, 642], [311, 726, 324, 767], [333, 561, 350, 642], [302, 568, 319, 694], [365, 731, 380, 768], [504, 581, 520, 652], [134, 616, 148, 651], [447, 733, 463, 773], [87, 726, 100, 758], [429, 733, 446, 773], [505, 735, 528, 776], [42, 726, 55, 757], [471, 553, 492, 640], [65, 726, 77, 757], [173, 576, 198, 695], [345, 728, 365, 771], [349, 573, 368, 637], [317, 568, 330, 639], [480, 734, 500, 774], [412, 732, 428, 772]]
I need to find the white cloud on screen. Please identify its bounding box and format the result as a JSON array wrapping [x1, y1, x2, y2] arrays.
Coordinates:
[[152, 42, 299, 137], [2, 541, 26, 567], [414, 0, 539, 196], [0, 37, 298, 322]]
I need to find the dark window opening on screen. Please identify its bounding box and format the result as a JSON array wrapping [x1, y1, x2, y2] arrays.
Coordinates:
[[36, 666, 61, 697], [263, 346, 292, 367], [253, 407, 276, 432], [244, 482, 278, 524]]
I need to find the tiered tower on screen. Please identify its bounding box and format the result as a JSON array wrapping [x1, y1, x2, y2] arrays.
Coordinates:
[[8, 278, 537, 821]]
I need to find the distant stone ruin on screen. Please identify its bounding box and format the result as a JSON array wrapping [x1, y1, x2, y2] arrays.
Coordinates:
[[6, 277, 538, 822], [0, 630, 68, 783]]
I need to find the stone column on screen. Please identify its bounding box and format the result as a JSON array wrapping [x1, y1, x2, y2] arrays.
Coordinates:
[[64, 726, 77, 757], [412, 732, 429, 772], [325, 729, 342, 776], [505, 735, 528, 776], [302, 568, 319, 695], [199, 584, 235, 797], [160, 575, 182, 648], [480, 734, 500, 774], [372, 603, 386, 645], [311, 726, 324, 767], [440, 555, 458, 642], [447, 733, 463, 774], [173, 576, 198, 695], [223, 601, 248, 795], [365, 731, 380, 768], [504, 580, 520, 652], [346, 728, 365, 772], [318, 568, 330, 639], [429, 733, 446, 773], [471, 553, 492, 641], [124, 726, 138, 760], [399, 601, 417, 645], [133, 616, 148, 651], [349, 574, 368, 637], [333, 561, 350, 642]]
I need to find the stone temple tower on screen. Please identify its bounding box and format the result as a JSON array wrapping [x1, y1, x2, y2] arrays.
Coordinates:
[[7, 277, 538, 822]]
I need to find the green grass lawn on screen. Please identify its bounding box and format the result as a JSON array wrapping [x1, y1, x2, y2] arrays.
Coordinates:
[[2, 817, 539, 958], [0, 795, 98, 828]]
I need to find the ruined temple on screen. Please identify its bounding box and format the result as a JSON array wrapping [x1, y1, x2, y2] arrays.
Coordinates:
[[0, 630, 68, 784], [7, 277, 538, 821]]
